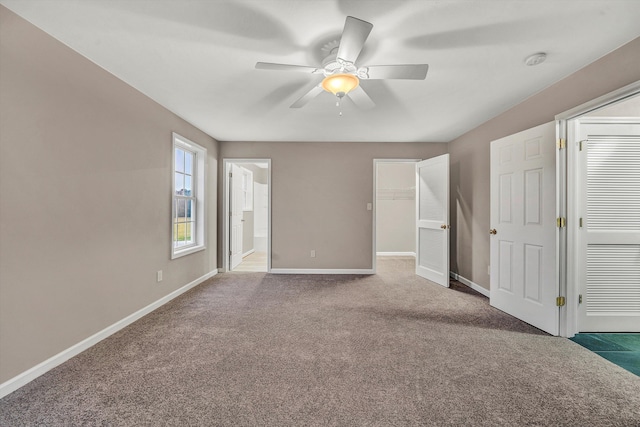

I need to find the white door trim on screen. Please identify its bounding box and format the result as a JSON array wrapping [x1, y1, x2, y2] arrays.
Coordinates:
[[556, 80, 640, 337], [372, 159, 421, 274], [222, 158, 272, 273]]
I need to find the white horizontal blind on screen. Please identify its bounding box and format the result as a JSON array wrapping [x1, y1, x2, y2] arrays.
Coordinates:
[[586, 133, 640, 320], [587, 137, 640, 230], [587, 245, 640, 315]]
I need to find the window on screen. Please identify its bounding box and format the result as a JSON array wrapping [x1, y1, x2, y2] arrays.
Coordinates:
[[172, 133, 206, 259], [242, 168, 253, 211]]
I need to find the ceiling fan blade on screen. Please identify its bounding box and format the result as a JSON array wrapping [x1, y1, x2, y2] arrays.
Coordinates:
[[361, 64, 429, 80], [336, 16, 373, 64], [348, 85, 375, 109], [290, 84, 324, 108], [256, 62, 320, 73]]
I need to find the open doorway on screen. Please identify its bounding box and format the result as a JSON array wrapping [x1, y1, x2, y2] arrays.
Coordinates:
[[223, 159, 271, 273], [373, 160, 419, 272]]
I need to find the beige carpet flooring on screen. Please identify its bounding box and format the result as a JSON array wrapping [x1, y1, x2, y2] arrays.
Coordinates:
[[1, 257, 639, 426]]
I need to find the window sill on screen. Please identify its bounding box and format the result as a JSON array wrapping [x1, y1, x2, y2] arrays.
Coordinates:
[[171, 244, 206, 260]]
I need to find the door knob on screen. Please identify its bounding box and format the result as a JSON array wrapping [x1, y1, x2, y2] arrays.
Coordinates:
[[441, 224, 447, 229], [489, 229, 497, 235]]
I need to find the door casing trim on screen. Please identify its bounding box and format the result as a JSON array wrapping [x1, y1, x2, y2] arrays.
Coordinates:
[[555, 80, 640, 337], [372, 159, 421, 274], [222, 158, 272, 273]]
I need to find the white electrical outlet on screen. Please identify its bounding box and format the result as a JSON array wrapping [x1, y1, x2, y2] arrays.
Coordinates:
[[157, 270, 163, 282], [310, 250, 316, 258]]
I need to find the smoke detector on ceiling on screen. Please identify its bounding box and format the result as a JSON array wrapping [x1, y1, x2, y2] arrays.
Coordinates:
[[524, 52, 547, 66]]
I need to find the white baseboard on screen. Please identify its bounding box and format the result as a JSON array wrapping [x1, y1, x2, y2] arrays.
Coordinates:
[[0, 269, 218, 399], [449, 272, 489, 297], [242, 248, 255, 258], [270, 268, 374, 275], [376, 252, 416, 257]]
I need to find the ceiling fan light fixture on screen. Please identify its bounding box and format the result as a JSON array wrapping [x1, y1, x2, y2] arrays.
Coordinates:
[[321, 73, 359, 97]]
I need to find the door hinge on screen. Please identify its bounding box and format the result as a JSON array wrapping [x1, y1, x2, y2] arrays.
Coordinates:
[[579, 217, 583, 228], [229, 250, 232, 256], [557, 138, 566, 149], [578, 294, 583, 304], [579, 140, 586, 151], [556, 296, 566, 307], [229, 172, 232, 178], [556, 217, 566, 228]]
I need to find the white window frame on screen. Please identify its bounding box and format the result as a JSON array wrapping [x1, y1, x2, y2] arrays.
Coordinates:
[[242, 167, 253, 211], [171, 133, 206, 259]]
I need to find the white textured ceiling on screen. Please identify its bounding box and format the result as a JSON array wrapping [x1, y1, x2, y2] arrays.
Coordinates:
[[2, 0, 640, 142]]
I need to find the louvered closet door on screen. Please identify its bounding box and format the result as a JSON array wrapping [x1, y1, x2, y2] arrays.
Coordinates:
[[577, 119, 640, 332]]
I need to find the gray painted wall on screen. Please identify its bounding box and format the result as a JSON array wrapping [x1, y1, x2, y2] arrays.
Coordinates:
[[0, 7, 219, 383], [448, 37, 640, 290], [242, 210, 255, 253]]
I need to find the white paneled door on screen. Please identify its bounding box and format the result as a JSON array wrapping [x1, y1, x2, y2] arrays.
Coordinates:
[[230, 164, 244, 270], [576, 118, 640, 332], [416, 154, 449, 287], [490, 122, 558, 335]]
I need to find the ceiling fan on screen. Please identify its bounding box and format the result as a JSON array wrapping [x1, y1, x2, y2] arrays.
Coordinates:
[[255, 16, 429, 110]]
